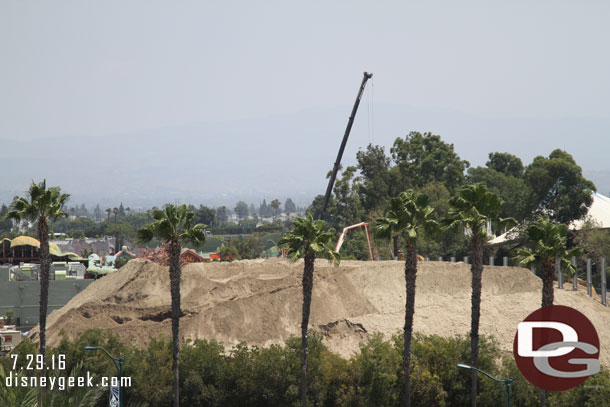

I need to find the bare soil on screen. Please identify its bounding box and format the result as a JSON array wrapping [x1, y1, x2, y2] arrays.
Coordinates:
[[29, 258, 610, 366]]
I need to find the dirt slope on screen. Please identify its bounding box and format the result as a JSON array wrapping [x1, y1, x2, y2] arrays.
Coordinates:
[[30, 258, 610, 366]]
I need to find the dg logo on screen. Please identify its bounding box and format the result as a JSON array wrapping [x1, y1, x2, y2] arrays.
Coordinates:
[[513, 305, 600, 391]]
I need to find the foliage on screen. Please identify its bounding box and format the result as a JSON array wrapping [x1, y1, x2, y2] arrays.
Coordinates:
[[486, 152, 524, 178], [390, 131, 469, 193], [218, 235, 265, 261], [573, 218, 610, 260], [284, 198, 297, 214], [270, 199, 282, 216], [234, 201, 249, 219], [6, 180, 70, 227], [467, 166, 531, 221], [523, 149, 596, 224], [514, 216, 580, 276], [137, 204, 207, 248], [0, 204, 13, 234], [114, 256, 130, 269], [5, 329, 610, 407], [356, 144, 394, 212], [3, 309, 16, 325], [375, 190, 438, 245], [443, 183, 515, 238], [279, 214, 339, 264]]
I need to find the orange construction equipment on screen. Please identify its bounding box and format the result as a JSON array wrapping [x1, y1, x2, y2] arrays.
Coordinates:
[[334, 222, 375, 261]]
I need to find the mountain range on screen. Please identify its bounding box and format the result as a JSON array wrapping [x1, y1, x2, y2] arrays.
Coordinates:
[[1, 105, 608, 208]]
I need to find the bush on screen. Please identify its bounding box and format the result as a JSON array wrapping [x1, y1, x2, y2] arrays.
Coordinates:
[[6, 329, 610, 406]]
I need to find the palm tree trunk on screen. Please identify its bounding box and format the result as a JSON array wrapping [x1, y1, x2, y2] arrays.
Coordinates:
[[38, 217, 49, 405], [169, 238, 182, 407], [402, 242, 417, 407], [541, 258, 554, 307], [470, 237, 484, 407], [393, 235, 399, 259], [540, 257, 555, 407], [301, 252, 315, 407]]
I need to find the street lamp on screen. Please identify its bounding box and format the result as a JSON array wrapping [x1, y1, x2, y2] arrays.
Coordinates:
[[84, 346, 124, 407], [457, 363, 513, 407]]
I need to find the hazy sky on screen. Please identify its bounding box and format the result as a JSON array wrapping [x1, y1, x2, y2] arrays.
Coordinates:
[[2, 1, 609, 142]]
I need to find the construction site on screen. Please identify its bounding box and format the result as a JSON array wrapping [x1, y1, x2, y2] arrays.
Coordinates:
[[28, 258, 610, 368]]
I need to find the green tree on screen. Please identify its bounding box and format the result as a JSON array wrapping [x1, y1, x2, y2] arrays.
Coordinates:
[[0, 204, 13, 234], [524, 149, 595, 224], [467, 166, 532, 220], [93, 204, 102, 221], [443, 183, 515, 407], [390, 131, 469, 192], [194, 205, 217, 226], [513, 216, 581, 407], [515, 216, 580, 307], [375, 191, 438, 407], [216, 206, 229, 223], [0, 364, 38, 406], [486, 152, 524, 177], [137, 204, 207, 407], [270, 199, 281, 217], [278, 214, 339, 407], [284, 198, 297, 214], [259, 199, 271, 217], [307, 166, 365, 230], [234, 201, 249, 219], [356, 144, 393, 212], [6, 180, 70, 374]]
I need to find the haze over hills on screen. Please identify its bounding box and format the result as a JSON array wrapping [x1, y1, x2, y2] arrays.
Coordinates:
[[1, 104, 609, 208]]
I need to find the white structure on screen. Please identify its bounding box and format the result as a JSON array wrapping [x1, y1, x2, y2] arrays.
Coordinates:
[[489, 192, 610, 245]]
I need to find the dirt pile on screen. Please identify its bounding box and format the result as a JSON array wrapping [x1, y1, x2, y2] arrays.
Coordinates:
[[30, 258, 610, 366]]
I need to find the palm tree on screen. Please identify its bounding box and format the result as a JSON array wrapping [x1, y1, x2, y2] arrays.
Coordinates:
[[375, 190, 437, 407], [270, 199, 281, 218], [137, 204, 207, 407], [5, 181, 70, 367], [443, 183, 515, 407], [513, 216, 579, 407], [278, 213, 339, 407], [515, 216, 580, 307]]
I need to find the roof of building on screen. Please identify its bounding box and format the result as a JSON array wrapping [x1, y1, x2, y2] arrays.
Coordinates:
[[6, 236, 83, 259]]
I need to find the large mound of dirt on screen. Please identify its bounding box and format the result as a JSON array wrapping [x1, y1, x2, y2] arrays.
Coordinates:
[[30, 258, 610, 366]]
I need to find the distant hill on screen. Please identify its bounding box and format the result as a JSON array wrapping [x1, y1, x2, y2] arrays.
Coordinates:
[[1, 105, 608, 207]]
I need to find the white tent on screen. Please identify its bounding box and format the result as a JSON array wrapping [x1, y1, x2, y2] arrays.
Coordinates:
[[572, 192, 610, 229], [489, 192, 610, 245]]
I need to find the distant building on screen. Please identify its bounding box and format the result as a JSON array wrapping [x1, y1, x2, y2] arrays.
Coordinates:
[[0, 236, 84, 265]]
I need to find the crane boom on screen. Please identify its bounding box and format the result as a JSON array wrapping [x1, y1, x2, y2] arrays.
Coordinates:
[[318, 71, 373, 220]]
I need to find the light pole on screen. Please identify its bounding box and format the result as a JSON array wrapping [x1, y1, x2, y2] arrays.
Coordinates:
[[85, 346, 124, 407], [457, 363, 513, 407]]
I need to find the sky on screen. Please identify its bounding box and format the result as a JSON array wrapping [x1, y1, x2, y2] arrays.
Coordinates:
[[1, 1, 609, 206]]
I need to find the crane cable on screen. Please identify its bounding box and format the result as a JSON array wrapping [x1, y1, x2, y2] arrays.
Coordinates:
[[366, 76, 375, 145]]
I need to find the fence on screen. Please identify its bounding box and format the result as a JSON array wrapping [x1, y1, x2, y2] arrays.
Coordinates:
[[433, 255, 609, 307]]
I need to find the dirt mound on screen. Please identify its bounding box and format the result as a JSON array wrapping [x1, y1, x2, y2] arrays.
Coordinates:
[[30, 258, 610, 366]]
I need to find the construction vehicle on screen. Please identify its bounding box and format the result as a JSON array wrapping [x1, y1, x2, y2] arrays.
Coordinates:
[[334, 222, 375, 261]]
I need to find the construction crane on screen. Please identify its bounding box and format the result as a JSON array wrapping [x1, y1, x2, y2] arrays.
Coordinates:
[[318, 72, 373, 220], [334, 222, 375, 261]]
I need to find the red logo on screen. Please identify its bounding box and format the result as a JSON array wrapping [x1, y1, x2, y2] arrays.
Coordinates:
[[513, 305, 600, 391]]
